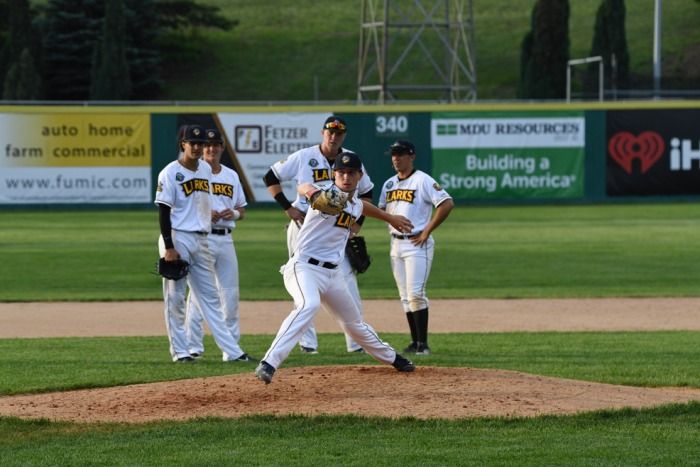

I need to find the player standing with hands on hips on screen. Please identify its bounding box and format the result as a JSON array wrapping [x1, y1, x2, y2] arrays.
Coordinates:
[[155, 124, 249, 363], [255, 151, 416, 384], [379, 140, 454, 356], [185, 128, 251, 361], [262, 116, 374, 354]]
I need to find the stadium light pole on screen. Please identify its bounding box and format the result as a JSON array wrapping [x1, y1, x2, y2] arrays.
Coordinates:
[[653, 0, 662, 98]]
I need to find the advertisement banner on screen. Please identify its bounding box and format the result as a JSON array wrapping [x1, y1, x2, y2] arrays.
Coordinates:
[[431, 113, 585, 200], [216, 112, 329, 202], [606, 109, 700, 196], [0, 113, 151, 204]]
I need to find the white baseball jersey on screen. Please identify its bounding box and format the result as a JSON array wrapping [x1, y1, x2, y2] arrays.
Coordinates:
[[270, 145, 374, 213], [155, 160, 212, 233], [294, 185, 363, 265], [378, 170, 452, 236], [210, 165, 247, 230]]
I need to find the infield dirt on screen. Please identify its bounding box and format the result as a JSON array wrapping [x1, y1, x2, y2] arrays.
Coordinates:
[[1, 298, 699, 422]]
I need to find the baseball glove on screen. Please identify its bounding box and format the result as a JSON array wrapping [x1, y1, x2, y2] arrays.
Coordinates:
[[307, 186, 350, 215], [156, 257, 189, 281], [345, 235, 371, 274]]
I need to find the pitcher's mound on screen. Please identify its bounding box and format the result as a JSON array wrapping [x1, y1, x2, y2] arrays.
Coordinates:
[[1, 366, 699, 423]]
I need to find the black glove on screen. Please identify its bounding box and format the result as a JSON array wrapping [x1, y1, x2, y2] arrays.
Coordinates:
[[345, 236, 371, 274], [156, 257, 189, 280]]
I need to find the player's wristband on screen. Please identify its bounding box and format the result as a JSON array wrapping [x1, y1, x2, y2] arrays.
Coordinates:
[[274, 192, 292, 210], [232, 209, 241, 221], [162, 235, 174, 249]]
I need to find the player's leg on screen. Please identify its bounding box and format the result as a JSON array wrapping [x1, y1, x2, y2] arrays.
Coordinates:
[[321, 272, 397, 365], [338, 255, 363, 352], [403, 238, 435, 354], [159, 232, 195, 362], [390, 240, 417, 352], [260, 262, 325, 370], [185, 290, 205, 357], [188, 235, 245, 361], [215, 237, 242, 345], [287, 219, 319, 353]]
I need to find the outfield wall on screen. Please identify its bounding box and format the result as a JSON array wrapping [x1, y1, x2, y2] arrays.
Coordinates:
[[1, 101, 699, 206]]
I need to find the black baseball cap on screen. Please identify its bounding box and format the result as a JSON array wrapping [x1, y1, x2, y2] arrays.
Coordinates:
[[334, 151, 362, 171], [205, 128, 224, 144], [178, 124, 206, 143], [323, 116, 347, 133], [388, 140, 416, 155]]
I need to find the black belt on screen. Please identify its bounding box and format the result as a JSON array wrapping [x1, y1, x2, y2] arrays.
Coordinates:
[[211, 228, 232, 236], [308, 258, 337, 269], [392, 231, 421, 239]]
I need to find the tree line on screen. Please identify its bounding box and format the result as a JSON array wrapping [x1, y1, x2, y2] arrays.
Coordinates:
[[0, 0, 236, 101], [518, 0, 630, 99]]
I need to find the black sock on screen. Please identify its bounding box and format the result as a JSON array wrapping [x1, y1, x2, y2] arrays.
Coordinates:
[[406, 312, 418, 343], [414, 308, 429, 346]]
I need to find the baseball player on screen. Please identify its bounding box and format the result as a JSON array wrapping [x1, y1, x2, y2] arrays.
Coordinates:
[[255, 151, 416, 384], [155, 124, 248, 363], [262, 116, 373, 353], [185, 128, 250, 361], [378, 140, 455, 356]]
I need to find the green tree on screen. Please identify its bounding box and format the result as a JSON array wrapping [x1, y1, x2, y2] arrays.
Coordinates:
[[41, 0, 104, 100], [90, 0, 131, 99], [588, 0, 630, 91], [1, 0, 41, 98], [518, 0, 570, 99], [40, 0, 234, 101], [3, 48, 42, 99]]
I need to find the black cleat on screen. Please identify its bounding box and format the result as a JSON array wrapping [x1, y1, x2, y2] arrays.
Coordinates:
[[176, 356, 196, 363], [255, 361, 276, 384], [414, 342, 431, 355], [300, 346, 319, 354], [392, 354, 416, 372], [403, 342, 418, 354]]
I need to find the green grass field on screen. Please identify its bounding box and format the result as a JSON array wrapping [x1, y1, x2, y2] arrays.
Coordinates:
[[1, 204, 699, 465], [162, 0, 700, 101], [2, 204, 700, 301]]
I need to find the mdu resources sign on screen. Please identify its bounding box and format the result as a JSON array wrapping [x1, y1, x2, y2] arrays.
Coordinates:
[[431, 113, 585, 200]]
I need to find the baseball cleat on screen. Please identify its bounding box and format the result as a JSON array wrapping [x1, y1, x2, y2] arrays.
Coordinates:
[[190, 352, 203, 359], [176, 356, 196, 363], [234, 353, 252, 362], [349, 348, 365, 353], [414, 343, 431, 355], [300, 346, 319, 354], [392, 354, 416, 372], [403, 342, 418, 354], [255, 361, 276, 384]]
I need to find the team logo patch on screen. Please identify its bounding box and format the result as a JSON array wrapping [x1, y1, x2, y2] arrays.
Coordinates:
[[386, 181, 394, 189], [309, 158, 319, 167], [176, 172, 184, 182], [433, 182, 443, 191], [156, 182, 163, 192]]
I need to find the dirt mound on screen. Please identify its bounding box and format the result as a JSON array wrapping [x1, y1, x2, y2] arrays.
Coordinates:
[[1, 366, 698, 423]]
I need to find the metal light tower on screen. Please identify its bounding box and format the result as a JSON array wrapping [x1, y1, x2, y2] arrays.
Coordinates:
[[357, 0, 476, 103]]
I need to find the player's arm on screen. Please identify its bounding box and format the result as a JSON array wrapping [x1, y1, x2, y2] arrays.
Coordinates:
[[157, 202, 180, 261], [413, 198, 455, 246], [361, 199, 413, 233], [263, 169, 304, 225]]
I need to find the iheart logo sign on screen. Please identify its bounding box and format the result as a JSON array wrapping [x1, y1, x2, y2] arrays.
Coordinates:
[[608, 131, 665, 174]]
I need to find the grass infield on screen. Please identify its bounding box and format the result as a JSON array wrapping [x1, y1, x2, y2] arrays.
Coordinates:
[[1, 204, 699, 465]]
